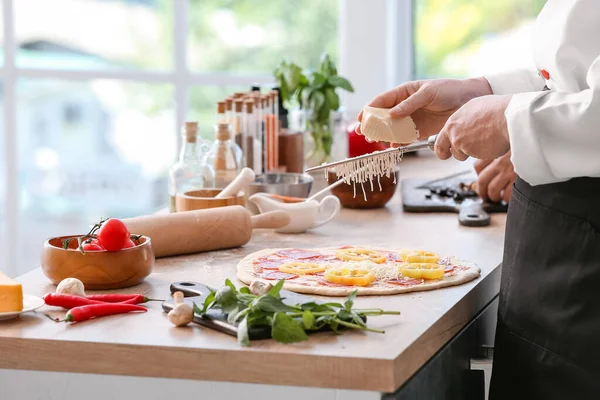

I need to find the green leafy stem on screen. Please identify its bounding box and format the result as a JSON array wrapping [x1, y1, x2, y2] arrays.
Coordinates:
[[193, 279, 400, 347], [274, 53, 355, 161]]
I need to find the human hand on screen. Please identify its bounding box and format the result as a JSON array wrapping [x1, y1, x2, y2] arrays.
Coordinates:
[[473, 151, 516, 204], [356, 77, 493, 140], [434, 94, 512, 161]]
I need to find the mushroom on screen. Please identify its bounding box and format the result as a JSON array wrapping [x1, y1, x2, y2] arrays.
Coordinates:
[[249, 279, 273, 296], [167, 291, 194, 327], [56, 278, 86, 297]]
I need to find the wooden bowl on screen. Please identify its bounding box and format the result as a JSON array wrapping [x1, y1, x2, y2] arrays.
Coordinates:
[[41, 235, 154, 290], [328, 170, 400, 209], [175, 189, 245, 212]]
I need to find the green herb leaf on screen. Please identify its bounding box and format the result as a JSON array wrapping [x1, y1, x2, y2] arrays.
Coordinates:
[[344, 290, 358, 311], [311, 91, 326, 112], [271, 312, 308, 344], [267, 279, 285, 298], [227, 306, 240, 324], [311, 72, 327, 87], [302, 310, 315, 330], [238, 316, 250, 347], [198, 291, 216, 315], [215, 286, 238, 314], [328, 76, 354, 92], [237, 293, 257, 306], [239, 287, 251, 294], [193, 302, 202, 315], [300, 301, 319, 311], [225, 279, 237, 294], [325, 87, 340, 111], [252, 295, 296, 313]]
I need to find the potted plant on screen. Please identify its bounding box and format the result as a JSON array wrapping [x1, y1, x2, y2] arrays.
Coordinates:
[[274, 53, 354, 164]]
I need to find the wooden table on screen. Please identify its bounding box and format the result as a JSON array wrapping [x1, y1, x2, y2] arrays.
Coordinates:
[[0, 153, 506, 400]]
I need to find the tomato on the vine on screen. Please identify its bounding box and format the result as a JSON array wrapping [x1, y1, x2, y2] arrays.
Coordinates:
[[96, 218, 130, 251], [82, 239, 104, 252], [122, 239, 136, 249]]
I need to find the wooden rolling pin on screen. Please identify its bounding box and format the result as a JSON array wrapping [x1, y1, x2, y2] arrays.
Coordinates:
[[123, 206, 290, 258]]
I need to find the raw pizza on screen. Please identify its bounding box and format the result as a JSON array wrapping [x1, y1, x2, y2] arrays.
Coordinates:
[[236, 246, 480, 296]]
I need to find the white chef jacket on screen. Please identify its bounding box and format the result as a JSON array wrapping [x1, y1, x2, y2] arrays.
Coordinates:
[[484, 0, 600, 186]]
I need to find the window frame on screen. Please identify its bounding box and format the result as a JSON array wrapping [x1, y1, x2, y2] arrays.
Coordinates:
[[0, 0, 412, 276]]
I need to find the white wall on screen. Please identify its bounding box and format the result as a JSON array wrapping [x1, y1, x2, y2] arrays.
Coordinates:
[[339, 0, 413, 118]]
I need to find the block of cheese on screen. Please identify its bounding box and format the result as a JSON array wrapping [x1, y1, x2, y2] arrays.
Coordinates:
[[360, 106, 418, 144], [0, 271, 23, 313]]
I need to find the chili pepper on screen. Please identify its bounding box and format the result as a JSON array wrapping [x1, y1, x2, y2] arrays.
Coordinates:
[[48, 303, 147, 323], [85, 294, 163, 304], [44, 293, 107, 309]]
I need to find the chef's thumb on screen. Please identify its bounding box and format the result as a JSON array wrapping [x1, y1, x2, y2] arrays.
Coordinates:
[[390, 89, 429, 118]]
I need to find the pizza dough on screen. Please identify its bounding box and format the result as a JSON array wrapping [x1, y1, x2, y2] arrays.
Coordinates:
[[236, 246, 481, 297], [360, 106, 418, 144]]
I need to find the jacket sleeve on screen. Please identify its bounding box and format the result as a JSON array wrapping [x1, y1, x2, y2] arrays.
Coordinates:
[[503, 56, 600, 185], [484, 68, 546, 95]]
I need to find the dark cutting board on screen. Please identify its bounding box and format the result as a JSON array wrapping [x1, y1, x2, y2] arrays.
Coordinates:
[[401, 177, 508, 227], [162, 281, 359, 340]]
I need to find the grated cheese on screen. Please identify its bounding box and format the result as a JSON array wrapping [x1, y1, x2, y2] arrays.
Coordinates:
[[324, 149, 403, 199]]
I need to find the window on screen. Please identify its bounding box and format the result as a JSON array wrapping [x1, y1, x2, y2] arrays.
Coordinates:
[[415, 0, 546, 78], [1, 0, 340, 277]]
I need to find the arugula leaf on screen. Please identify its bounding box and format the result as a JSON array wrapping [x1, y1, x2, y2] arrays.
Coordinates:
[[198, 291, 216, 315], [225, 279, 237, 293], [239, 287, 251, 294], [300, 301, 319, 311], [271, 312, 308, 344], [267, 279, 285, 298], [252, 295, 297, 313], [227, 306, 240, 324], [237, 293, 257, 306], [320, 302, 343, 309], [302, 310, 315, 330], [237, 316, 250, 347], [328, 76, 354, 92], [215, 286, 238, 314], [344, 290, 358, 311]]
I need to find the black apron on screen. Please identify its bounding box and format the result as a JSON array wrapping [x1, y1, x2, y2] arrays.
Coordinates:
[[489, 177, 600, 399]]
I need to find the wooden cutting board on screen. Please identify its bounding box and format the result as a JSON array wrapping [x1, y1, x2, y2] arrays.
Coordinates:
[[401, 177, 507, 227]]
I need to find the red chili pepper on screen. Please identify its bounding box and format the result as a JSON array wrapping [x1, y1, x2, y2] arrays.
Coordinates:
[[85, 294, 163, 304], [44, 293, 107, 309], [48, 303, 147, 323]]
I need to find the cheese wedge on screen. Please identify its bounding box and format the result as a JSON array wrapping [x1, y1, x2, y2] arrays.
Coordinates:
[[360, 106, 418, 144], [0, 271, 23, 313]]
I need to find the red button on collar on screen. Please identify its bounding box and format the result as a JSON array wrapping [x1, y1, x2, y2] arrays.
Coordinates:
[[541, 69, 550, 80]]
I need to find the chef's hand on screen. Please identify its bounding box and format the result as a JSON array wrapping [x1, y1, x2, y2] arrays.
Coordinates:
[[435, 94, 512, 161], [473, 151, 516, 204], [356, 77, 493, 140]]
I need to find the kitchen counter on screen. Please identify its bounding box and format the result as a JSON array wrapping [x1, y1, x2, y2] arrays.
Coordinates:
[[0, 152, 506, 397]]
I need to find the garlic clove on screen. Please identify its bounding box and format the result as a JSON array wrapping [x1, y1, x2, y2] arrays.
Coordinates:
[[56, 277, 86, 297]]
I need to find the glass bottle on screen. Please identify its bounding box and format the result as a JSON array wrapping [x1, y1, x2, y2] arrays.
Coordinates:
[[225, 97, 234, 123], [243, 99, 263, 174], [233, 98, 245, 160], [206, 123, 243, 188], [217, 101, 226, 123], [168, 122, 215, 212]]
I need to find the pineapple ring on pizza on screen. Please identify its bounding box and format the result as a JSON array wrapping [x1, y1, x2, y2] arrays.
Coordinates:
[[399, 263, 445, 280], [324, 266, 376, 287], [278, 262, 327, 275], [335, 248, 387, 264], [399, 249, 440, 264]]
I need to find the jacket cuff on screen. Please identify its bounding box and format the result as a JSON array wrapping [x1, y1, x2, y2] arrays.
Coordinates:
[[505, 91, 557, 186], [485, 69, 545, 95]]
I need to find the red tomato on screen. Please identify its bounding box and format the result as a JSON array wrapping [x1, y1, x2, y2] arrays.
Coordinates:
[[122, 239, 136, 249], [348, 124, 388, 158], [82, 240, 104, 252], [96, 218, 130, 251]]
